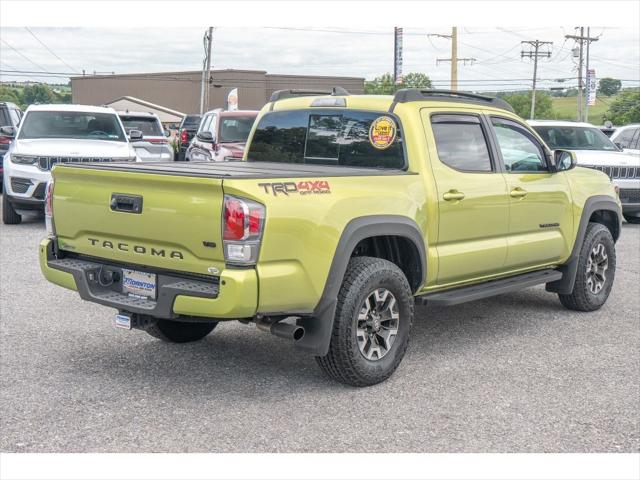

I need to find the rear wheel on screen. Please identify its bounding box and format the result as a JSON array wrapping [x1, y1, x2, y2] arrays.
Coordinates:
[[146, 318, 218, 343], [2, 196, 22, 225], [623, 214, 640, 224], [316, 257, 414, 387], [559, 222, 616, 312]]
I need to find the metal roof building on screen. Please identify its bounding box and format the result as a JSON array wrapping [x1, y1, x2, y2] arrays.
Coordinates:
[[71, 69, 365, 115]]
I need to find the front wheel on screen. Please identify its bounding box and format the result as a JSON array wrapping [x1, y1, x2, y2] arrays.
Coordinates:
[[559, 222, 616, 312], [145, 318, 218, 343], [2, 196, 22, 225], [316, 257, 414, 387]]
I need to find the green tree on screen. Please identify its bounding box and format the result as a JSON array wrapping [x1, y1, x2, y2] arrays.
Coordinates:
[[0, 86, 24, 108], [604, 90, 640, 124], [21, 84, 57, 105], [598, 78, 622, 97], [500, 91, 554, 119], [364, 72, 432, 95]]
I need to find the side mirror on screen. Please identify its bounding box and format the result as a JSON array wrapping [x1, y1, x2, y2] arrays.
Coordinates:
[[197, 131, 215, 143], [0, 126, 16, 137], [128, 129, 143, 141], [554, 149, 577, 172]]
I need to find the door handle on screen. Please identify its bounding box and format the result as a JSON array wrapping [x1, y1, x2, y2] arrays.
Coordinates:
[[443, 190, 465, 201], [510, 187, 528, 198]]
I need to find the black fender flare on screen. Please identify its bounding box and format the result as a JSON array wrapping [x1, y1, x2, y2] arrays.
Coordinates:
[[546, 195, 622, 294], [296, 215, 426, 356]]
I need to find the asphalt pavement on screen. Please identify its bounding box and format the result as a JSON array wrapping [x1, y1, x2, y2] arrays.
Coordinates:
[[1, 210, 638, 452]]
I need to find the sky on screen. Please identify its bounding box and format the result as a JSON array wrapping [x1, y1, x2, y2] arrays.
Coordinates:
[[1, 26, 639, 92]]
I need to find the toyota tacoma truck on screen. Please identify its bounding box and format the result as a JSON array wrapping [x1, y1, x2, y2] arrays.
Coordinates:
[[38, 88, 622, 387]]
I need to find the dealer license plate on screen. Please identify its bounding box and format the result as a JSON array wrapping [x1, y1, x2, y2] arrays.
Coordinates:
[[122, 269, 157, 300]]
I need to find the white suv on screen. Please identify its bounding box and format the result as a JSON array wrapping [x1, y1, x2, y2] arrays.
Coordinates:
[[529, 120, 640, 224], [2, 104, 139, 225]]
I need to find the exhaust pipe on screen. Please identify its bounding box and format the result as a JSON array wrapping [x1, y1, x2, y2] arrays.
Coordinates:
[[256, 320, 305, 342]]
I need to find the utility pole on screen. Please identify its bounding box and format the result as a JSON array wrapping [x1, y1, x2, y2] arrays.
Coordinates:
[[434, 27, 475, 91], [565, 27, 599, 122], [199, 27, 214, 115], [521, 40, 552, 119]]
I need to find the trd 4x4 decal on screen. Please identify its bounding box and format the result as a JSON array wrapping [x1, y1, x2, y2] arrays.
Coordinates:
[[258, 180, 331, 196]]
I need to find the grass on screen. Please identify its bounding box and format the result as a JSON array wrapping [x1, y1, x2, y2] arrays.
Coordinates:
[[550, 95, 617, 125]]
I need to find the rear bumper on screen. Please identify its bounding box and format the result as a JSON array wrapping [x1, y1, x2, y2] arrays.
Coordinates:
[[39, 238, 258, 319]]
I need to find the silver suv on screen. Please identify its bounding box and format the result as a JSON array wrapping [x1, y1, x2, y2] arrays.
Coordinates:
[[118, 111, 174, 162], [2, 104, 139, 225]]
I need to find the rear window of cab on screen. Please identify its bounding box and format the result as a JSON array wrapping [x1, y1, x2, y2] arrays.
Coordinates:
[[247, 109, 406, 169]]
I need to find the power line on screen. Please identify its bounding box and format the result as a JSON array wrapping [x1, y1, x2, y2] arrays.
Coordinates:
[[24, 27, 80, 74], [0, 38, 50, 73]]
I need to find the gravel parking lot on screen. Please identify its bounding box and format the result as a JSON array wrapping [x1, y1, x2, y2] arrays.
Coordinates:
[[1, 209, 638, 453]]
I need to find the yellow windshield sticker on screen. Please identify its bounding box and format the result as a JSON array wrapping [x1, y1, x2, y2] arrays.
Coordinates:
[[369, 116, 397, 150]]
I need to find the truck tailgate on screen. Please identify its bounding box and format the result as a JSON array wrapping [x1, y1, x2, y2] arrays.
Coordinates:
[[51, 165, 226, 276]]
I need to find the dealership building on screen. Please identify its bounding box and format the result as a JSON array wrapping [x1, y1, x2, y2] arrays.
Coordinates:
[[71, 69, 365, 116]]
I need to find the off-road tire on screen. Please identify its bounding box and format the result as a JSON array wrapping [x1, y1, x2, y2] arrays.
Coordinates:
[[623, 214, 640, 224], [2, 196, 22, 225], [316, 256, 414, 387], [146, 318, 218, 343], [559, 222, 616, 312]]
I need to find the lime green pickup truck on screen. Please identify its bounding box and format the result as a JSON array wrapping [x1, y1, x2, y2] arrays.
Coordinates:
[[39, 89, 622, 387]]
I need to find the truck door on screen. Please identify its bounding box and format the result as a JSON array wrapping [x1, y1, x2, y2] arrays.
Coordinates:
[[488, 116, 573, 269], [422, 110, 510, 286]]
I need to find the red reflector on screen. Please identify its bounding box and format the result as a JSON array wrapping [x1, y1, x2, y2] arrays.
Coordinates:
[[223, 198, 246, 241], [0, 136, 11, 144], [147, 138, 168, 144], [249, 208, 263, 234]]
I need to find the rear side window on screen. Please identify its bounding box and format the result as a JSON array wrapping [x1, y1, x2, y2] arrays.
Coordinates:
[[0, 107, 10, 126], [431, 114, 493, 172], [119, 116, 163, 136], [247, 109, 405, 169]]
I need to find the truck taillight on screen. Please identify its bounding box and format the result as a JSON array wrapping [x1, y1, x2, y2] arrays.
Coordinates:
[[180, 129, 188, 144], [0, 136, 11, 145], [44, 180, 55, 237], [222, 195, 265, 265]]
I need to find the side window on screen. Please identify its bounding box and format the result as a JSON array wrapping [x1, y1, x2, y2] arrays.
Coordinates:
[[208, 115, 218, 136], [9, 109, 20, 126], [615, 128, 635, 148], [631, 128, 640, 150], [199, 114, 212, 133], [491, 118, 548, 173], [431, 114, 493, 172]]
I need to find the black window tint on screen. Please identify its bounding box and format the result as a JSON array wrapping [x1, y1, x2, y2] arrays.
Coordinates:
[[247, 109, 405, 169], [305, 114, 341, 163], [431, 115, 492, 172]]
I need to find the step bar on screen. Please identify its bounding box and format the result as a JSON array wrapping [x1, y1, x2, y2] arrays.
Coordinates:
[[417, 269, 563, 306]]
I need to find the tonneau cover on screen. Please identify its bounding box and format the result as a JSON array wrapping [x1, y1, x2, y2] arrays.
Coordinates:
[[59, 161, 409, 179]]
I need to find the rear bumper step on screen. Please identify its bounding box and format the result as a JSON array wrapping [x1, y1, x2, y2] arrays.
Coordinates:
[[47, 255, 219, 319], [417, 269, 563, 306]]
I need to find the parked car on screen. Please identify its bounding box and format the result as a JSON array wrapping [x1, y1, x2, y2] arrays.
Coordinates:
[[177, 114, 201, 161], [0, 101, 23, 191], [2, 104, 139, 225], [529, 120, 640, 224], [185, 109, 258, 162], [610, 124, 640, 155], [118, 111, 174, 162], [40, 89, 621, 387]]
